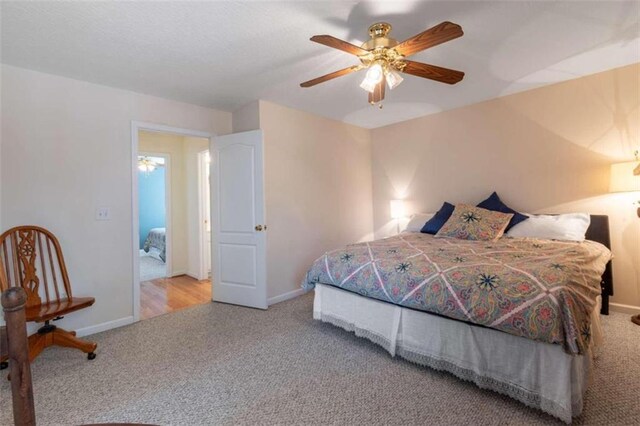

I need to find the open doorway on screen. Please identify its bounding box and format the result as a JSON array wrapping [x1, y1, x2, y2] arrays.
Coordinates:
[[133, 126, 213, 321], [138, 154, 168, 282]]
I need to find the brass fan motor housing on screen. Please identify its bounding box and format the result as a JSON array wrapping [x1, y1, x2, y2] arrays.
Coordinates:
[[361, 22, 399, 51], [359, 22, 405, 71]]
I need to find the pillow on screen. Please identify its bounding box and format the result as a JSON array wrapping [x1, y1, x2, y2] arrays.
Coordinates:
[[435, 204, 513, 241], [506, 213, 591, 242], [477, 192, 529, 231], [403, 213, 435, 233], [420, 202, 455, 234]]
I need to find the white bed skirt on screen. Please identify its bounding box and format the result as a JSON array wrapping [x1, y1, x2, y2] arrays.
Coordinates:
[[313, 284, 602, 424]]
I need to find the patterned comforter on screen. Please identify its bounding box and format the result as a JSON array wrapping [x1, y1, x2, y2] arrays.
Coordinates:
[[143, 227, 166, 262], [302, 233, 611, 354]]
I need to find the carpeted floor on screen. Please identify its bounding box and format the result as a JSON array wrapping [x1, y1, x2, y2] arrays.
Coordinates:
[[1, 293, 638, 425]]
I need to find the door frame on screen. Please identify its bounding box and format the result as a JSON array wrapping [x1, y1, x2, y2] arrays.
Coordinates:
[[197, 149, 211, 280], [131, 121, 214, 322]]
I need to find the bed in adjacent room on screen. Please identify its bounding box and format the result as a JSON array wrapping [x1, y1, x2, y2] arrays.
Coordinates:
[[143, 227, 166, 263], [140, 227, 167, 281], [302, 207, 613, 424]]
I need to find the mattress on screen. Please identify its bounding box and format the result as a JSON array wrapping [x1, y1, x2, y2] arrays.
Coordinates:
[[313, 283, 602, 423]]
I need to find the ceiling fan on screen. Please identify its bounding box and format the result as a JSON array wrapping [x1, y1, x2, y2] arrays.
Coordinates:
[[300, 21, 464, 106]]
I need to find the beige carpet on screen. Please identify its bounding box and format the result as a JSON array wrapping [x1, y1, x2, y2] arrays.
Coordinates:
[[1, 293, 638, 425]]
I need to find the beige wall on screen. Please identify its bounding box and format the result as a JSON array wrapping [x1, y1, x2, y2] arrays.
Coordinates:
[[2, 60, 637, 334], [232, 101, 260, 133], [0, 64, 231, 333], [259, 101, 374, 299], [371, 63, 640, 308]]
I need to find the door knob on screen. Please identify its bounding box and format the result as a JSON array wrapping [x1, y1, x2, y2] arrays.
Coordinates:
[[255, 225, 263, 231]]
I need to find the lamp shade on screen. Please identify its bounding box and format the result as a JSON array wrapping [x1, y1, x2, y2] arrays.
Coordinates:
[[390, 199, 406, 219], [610, 161, 640, 193]]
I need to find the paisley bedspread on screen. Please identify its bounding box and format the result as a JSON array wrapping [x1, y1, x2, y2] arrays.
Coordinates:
[[302, 233, 611, 354]]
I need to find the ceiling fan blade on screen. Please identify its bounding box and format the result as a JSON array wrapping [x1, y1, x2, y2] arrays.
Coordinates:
[[368, 76, 386, 104], [394, 21, 463, 57], [401, 60, 464, 85], [300, 65, 362, 88], [310, 35, 370, 56]]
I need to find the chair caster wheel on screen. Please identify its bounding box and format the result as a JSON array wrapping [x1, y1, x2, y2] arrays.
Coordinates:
[[87, 352, 96, 360], [0, 361, 7, 370]]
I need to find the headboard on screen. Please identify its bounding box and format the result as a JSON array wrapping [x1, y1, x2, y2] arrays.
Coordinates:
[[585, 215, 613, 315]]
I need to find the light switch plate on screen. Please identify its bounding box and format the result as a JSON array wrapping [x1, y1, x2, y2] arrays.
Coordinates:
[[96, 207, 110, 221]]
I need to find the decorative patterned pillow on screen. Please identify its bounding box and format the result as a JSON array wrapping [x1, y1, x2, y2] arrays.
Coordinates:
[[435, 204, 514, 241]]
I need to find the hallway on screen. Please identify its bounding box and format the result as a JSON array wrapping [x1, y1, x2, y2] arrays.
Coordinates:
[[140, 275, 211, 320]]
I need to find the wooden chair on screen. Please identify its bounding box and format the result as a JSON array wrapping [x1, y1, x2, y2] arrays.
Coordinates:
[[0, 226, 97, 370]]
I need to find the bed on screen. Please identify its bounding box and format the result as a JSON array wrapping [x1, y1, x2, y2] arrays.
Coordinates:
[[143, 227, 166, 262], [302, 215, 613, 423]]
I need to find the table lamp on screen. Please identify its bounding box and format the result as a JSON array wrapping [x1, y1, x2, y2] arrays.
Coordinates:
[[390, 199, 406, 234]]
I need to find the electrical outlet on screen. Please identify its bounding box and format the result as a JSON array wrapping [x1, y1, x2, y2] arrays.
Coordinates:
[[96, 207, 110, 221]]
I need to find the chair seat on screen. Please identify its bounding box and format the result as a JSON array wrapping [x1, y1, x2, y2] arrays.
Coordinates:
[[25, 297, 95, 322]]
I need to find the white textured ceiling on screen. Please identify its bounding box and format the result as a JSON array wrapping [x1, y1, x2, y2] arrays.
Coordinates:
[[2, 1, 639, 128]]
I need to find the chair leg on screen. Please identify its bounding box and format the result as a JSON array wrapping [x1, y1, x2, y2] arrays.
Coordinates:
[[6, 326, 98, 367], [27, 332, 48, 363], [51, 328, 97, 356]]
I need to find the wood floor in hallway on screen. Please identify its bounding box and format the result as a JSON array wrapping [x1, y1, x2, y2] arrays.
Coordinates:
[[140, 275, 212, 320]]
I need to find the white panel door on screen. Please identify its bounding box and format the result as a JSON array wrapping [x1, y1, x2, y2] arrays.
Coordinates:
[[211, 130, 267, 309]]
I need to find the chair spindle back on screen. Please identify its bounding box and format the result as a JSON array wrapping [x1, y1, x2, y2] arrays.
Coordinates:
[[0, 226, 73, 308]]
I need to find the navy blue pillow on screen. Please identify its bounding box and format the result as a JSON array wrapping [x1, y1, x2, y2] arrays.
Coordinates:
[[420, 202, 455, 234], [476, 192, 528, 231]]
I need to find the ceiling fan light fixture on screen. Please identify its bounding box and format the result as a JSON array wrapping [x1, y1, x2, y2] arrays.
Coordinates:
[[138, 156, 158, 174], [359, 77, 377, 93], [359, 62, 384, 93], [385, 68, 404, 90]]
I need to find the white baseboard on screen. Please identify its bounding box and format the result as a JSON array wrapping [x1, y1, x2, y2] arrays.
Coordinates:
[[268, 288, 307, 306], [170, 269, 188, 277], [186, 271, 205, 280], [75, 316, 135, 337], [609, 303, 640, 315]]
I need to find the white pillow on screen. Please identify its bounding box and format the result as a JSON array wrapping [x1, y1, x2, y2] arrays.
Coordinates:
[[403, 213, 435, 233], [506, 213, 591, 242]]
